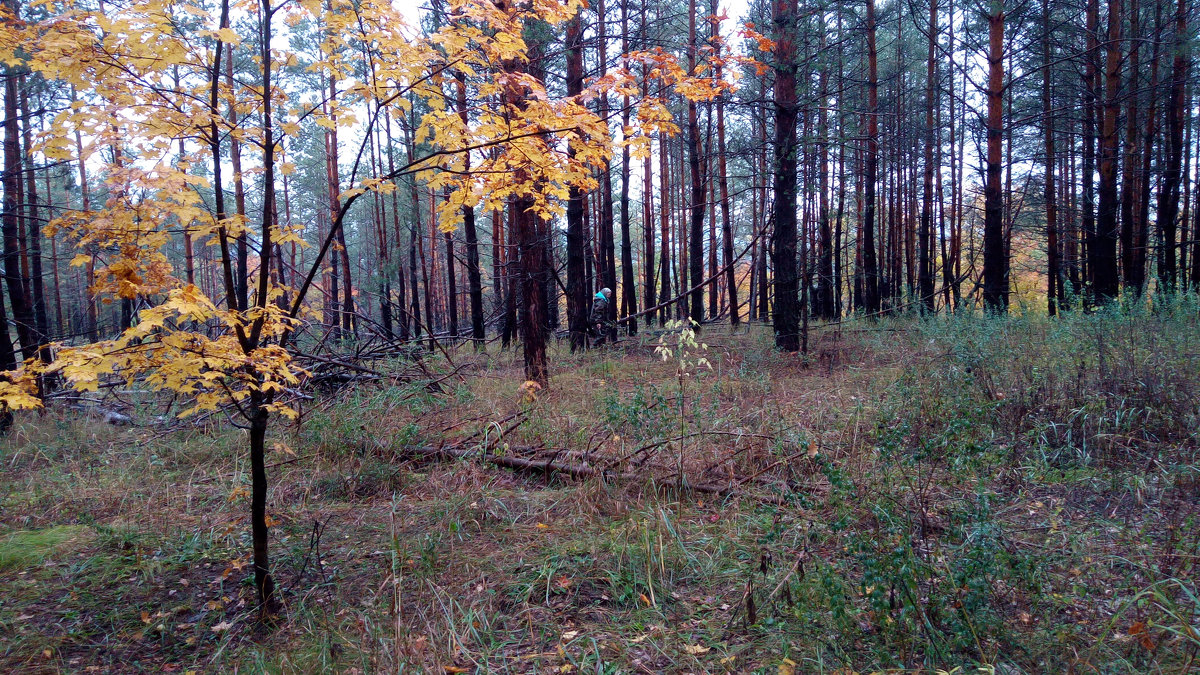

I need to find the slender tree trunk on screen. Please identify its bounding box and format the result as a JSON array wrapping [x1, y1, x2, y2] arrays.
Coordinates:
[[982, 7, 1007, 313], [758, 113, 770, 320], [642, 32, 656, 327], [619, 0, 637, 334], [454, 72, 485, 343], [918, 0, 937, 313], [717, 98, 737, 327], [249, 0, 280, 615], [565, 14, 588, 350], [1081, 0, 1099, 299], [444, 227, 458, 337], [1157, 0, 1188, 292], [1092, 0, 1122, 301], [1120, 0, 1142, 292], [658, 119, 671, 326], [2, 72, 34, 361], [863, 0, 881, 314], [814, 27, 835, 320], [1044, 0, 1060, 315], [18, 79, 48, 361], [1138, 4, 1161, 293], [597, 0, 617, 341], [772, 0, 799, 349], [383, 110, 409, 340], [686, 0, 706, 328], [226, 44, 249, 313]]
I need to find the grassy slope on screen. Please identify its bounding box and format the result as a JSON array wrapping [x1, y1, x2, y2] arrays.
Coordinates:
[[1, 306, 1199, 674]]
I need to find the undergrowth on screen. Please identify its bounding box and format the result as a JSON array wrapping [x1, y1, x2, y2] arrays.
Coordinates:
[[0, 307, 1198, 673]]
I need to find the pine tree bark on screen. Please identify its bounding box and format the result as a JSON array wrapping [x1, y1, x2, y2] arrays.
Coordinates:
[[455, 72, 485, 343], [716, 65, 737, 326], [17, 79, 49, 360], [772, 0, 799, 350], [862, 0, 881, 314], [686, 0, 706, 328], [1119, 0, 1142, 293], [918, 0, 937, 313], [1157, 0, 1188, 292], [814, 27, 835, 320], [499, 3, 547, 384], [1043, 0, 1060, 315], [1082, 0, 1099, 297], [619, 0, 637, 334], [641, 8, 656, 327], [383, 111, 409, 340], [597, 0, 617, 341], [1092, 0, 1122, 301], [658, 111, 672, 326], [2, 72, 34, 361], [565, 13, 588, 350], [982, 6, 1008, 312]]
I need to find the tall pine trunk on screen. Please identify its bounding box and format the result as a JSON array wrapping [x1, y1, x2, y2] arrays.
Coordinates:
[[1093, 0, 1123, 301], [687, 0, 706, 328], [1044, 0, 1061, 315], [1157, 0, 1188, 292], [918, 0, 937, 313], [862, 0, 881, 314], [772, 0, 799, 349], [982, 7, 1008, 312]]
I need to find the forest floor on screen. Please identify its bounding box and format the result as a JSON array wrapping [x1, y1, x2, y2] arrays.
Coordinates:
[[2, 306, 1200, 674]]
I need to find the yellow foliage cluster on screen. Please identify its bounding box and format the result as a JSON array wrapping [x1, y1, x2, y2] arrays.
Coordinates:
[[0, 0, 745, 418]]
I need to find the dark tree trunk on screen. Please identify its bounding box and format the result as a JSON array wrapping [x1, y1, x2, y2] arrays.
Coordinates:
[[455, 73, 485, 343], [862, 0, 881, 314], [499, 6, 547, 383], [383, 112, 409, 340], [1093, 0, 1123, 302], [597, 0, 617, 342], [982, 8, 1008, 313], [772, 0, 799, 350], [659, 119, 672, 326], [1157, 0, 1188, 292], [687, 0, 706, 328], [1119, 0, 1142, 293], [444, 229, 458, 337], [17, 79, 48, 362], [1138, 6, 1160, 295], [1044, 0, 1060, 315], [1082, 0, 1099, 299], [565, 13, 588, 350], [917, 0, 937, 314], [1, 71, 32, 363], [814, 29, 835, 320], [619, 0, 637, 334]]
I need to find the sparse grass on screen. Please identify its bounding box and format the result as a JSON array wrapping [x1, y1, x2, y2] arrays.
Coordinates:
[[1, 310, 1198, 673]]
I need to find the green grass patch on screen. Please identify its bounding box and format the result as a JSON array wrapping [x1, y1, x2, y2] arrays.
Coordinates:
[[0, 525, 93, 572]]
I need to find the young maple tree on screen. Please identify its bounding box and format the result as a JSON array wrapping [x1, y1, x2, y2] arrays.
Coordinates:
[[0, 0, 727, 615]]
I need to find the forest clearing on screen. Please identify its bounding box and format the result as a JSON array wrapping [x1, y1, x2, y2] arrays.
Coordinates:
[[1, 0, 1200, 669], [3, 310, 1200, 673]]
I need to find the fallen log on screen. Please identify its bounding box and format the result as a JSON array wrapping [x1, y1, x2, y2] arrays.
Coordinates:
[[389, 443, 789, 503]]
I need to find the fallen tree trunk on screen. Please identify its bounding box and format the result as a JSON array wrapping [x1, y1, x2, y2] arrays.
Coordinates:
[[389, 442, 790, 503]]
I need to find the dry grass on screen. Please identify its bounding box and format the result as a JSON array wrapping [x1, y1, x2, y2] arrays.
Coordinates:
[[1, 314, 1198, 673]]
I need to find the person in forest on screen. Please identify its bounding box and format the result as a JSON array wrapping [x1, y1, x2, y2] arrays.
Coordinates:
[[589, 287, 612, 345]]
